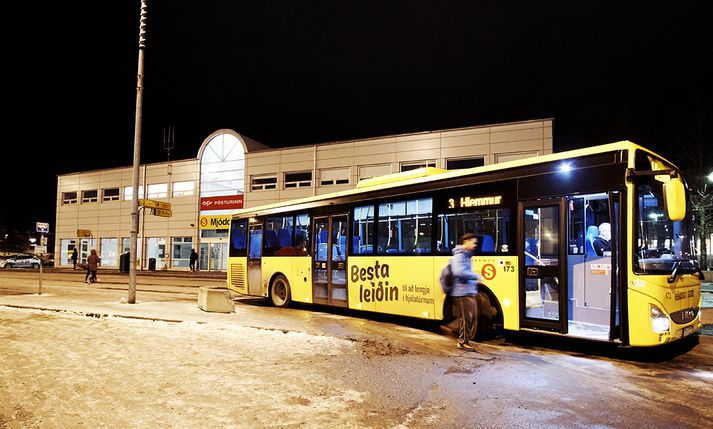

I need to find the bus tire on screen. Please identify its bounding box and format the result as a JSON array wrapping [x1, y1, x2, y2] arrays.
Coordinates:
[[270, 274, 291, 308], [475, 292, 495, 339]]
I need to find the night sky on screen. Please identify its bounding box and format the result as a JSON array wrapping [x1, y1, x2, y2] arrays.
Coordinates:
[[3, 1, 711, 234]]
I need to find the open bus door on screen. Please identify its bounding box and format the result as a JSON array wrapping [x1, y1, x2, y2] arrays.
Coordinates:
[[520, 199, 567, 333], [247, 223, 263, 296]]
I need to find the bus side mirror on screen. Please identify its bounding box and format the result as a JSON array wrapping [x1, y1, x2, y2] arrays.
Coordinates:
[[663, 177, 686, 222]]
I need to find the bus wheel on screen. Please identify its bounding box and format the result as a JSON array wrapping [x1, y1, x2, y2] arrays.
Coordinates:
[[270, 275, 292, 308]]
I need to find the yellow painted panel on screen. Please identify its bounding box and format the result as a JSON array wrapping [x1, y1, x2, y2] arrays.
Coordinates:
[[291, 257, 313, 303], [261, 257, 294, 297], [349, 257, 435, 319], [470, 255, 520, 331], [348, 257, 376, 313], [227, 257, 247, 294]]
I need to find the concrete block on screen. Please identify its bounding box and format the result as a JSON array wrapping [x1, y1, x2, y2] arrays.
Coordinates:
[[198, 287, 234, 313]]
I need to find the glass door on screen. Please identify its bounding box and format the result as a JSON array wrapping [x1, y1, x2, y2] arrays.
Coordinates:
[[520, 199, 566, 332], [313, 214, 348, 307], [247, 224, 263, 296]]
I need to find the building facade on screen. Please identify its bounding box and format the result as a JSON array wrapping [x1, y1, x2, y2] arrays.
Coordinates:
[[54, 119, 553, 271]]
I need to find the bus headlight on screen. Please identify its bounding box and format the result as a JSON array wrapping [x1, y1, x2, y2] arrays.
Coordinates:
[[650, 304, 670, 333]]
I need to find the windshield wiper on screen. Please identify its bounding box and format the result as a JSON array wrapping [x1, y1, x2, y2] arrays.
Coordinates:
[[667, 260, 683, 284]]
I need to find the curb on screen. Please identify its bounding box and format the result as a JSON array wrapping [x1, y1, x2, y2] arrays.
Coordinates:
[[0, 303, 186, 324]]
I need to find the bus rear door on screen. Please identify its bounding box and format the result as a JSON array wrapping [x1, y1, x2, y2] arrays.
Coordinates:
[[313, 214, 349, 307]]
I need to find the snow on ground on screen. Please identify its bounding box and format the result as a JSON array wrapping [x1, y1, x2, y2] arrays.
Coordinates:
[[0, 307, 375, 428]]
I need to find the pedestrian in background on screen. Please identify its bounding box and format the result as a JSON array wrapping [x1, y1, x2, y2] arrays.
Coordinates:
[[71, 248, 78, 270], [449, 233, 483, 351], [85, 249, 100, 284], [189, 249, 198, 272]]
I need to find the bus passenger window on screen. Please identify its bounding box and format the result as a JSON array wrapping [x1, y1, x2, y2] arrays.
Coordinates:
[[437, 208, 510, 255], [377, 198, 432, 255], [352, 205, 375, 255]]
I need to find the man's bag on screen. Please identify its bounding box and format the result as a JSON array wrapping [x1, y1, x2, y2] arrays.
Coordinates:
[[439, 261, 455, 294]]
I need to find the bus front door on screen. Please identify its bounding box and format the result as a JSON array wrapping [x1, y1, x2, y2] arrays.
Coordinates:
[[313, 214, 348, 307], [520, 199, 567, 333], [247, 224, 263, 296]]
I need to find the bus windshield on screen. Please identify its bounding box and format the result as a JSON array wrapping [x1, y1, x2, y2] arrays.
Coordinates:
[[634, 177, 697, 275]]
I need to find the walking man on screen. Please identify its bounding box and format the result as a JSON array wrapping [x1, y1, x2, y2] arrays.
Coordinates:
[[449, 233, 483, 351]]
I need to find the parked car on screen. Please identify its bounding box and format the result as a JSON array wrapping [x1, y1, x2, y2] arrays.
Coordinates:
[[1, 254, 42, 269]]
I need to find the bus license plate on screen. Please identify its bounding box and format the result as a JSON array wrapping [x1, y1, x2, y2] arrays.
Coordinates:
[[682, 326, 694, 337]]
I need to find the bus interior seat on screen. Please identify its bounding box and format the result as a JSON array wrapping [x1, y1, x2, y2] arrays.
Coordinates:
[[232, 231, 246, 250], [585, 225, 599, 256], [360, 244, 382, 253], [338, 236, 347, 257], [249, 233, 262, 258], [352, 236, 361, 253], [317, 243, 327, 260], [478, 234, 495, 252], [525, 238, 538, 265], [264, 229, 279, 249], [277, 228, 292, 247], [318, 229, 328, 245]]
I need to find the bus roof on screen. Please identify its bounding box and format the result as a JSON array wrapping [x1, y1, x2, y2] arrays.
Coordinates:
[[233, 140, 669, 217]]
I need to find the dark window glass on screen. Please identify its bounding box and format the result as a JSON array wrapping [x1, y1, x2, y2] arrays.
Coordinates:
[[446, 158, 485, 170], [229, 219, 248, 257]]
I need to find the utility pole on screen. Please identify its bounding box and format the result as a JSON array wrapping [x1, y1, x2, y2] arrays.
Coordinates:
[[129, 0, 148, 304]]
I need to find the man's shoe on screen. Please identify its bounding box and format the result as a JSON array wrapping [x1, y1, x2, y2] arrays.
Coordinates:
[[457, 342, 475, 351]]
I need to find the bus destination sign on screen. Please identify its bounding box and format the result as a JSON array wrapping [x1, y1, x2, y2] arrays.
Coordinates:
[[447, 195, 503, 209]]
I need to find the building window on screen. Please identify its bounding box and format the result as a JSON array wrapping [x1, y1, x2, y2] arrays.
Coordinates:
[[320, 167, 350, 186], [171, 237, 193, 268], [446, 157, 484, 170], [285, 171, 312, 188], [124, 186, 144, 201], [147, 183, 168, 199], [82, 190, 98, 203], [102, 188, 120, 202], [251, 175, 277, 191], [62, 192, 78, 205], [200, 132, 246, 198], [172, 181, 194, 197], [100, 238, 119, 267], [400, 160, 436, 172], [358, 164, 391, 181]]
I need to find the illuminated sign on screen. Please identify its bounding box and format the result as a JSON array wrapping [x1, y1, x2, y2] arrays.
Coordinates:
[[200, 195, 244, 211], [447, 195, 503, 209], [199, 215, 232, 230]]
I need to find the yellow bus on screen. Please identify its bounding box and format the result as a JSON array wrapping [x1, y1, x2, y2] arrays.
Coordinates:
[[227, 141, 703, 347]]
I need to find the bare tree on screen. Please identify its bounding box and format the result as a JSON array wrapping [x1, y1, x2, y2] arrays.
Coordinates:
[[666, 92, 713, 269]]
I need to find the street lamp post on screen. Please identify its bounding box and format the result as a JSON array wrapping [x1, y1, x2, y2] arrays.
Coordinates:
[[129, 0, 148, 304]]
